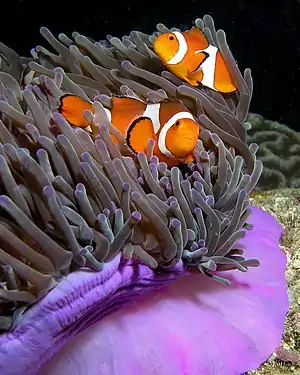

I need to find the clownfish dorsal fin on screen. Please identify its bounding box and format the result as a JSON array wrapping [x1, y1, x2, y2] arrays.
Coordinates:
[[126, 116, 155, 153], [111, 95, 146, 111], [159, 97, 190, 118], [58, 94, 94, 128], [184, 27, 209, 53], [157, 98, 189, 111], [159, 97, 179, 105], [189, 27, 209, 44], [110, 95, 146, 120]]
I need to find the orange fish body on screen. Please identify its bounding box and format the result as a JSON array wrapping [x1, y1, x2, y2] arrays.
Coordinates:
[[59, 95, 200, 167], [153, 27, 237, 93]]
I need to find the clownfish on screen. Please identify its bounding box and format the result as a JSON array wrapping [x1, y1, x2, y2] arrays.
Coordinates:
[[58, 94, 200, 166], [153, 27, 237, 93]]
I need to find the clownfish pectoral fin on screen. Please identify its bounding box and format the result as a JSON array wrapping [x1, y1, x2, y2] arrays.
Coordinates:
[[188, 51, 209, 73], [126, 117, 155, 154], [182, 154, 195, 164], [58, 94, 94, 128], [185, 69, 204, 87]]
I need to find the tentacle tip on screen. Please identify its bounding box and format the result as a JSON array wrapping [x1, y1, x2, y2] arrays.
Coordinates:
[[121, 60, 132, 69], [122, 182, 131, 192], [42, 185, 55, 200], [131, 211, 141, 222], [170, 218, 181, 228]]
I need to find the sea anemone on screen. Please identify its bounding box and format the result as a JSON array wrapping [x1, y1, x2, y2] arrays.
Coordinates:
[[0, 15, 288, 375]]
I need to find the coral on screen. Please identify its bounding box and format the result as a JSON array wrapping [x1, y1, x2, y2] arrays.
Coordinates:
[[247, 113, 300, 190]]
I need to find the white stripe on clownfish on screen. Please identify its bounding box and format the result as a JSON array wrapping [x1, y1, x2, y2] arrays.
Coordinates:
[[142, 103, 161, 134], [158, 111, 195, 159], [166, 31, 188, 65], [194, 44, 219, 91]]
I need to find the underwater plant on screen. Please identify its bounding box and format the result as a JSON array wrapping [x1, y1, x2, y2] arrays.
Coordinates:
[[0, 14, 288, 375]]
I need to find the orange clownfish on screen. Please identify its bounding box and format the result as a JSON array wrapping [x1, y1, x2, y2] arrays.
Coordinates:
[[153, 27, 237, 93], [58, 94, 200, 166]]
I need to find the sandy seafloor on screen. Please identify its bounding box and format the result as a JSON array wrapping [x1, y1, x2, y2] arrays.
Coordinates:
[[244, 189, 300, 374]]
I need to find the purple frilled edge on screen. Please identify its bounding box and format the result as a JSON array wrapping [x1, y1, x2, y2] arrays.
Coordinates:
[[0, 206, 289, 375]]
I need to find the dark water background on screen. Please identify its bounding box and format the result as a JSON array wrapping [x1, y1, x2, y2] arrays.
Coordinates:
[[1, 0, 299, 130]]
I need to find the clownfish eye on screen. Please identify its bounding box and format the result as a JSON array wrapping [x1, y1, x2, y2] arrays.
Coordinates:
[[175, 120, 180, 126], [169, 35, 175, 41]]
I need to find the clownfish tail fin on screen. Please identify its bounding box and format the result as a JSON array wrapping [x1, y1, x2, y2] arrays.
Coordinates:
[[58, 94, 94, 128]]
